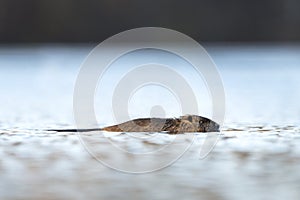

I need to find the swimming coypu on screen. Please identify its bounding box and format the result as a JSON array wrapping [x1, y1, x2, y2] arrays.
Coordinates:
[[49, 115, 219, 134]]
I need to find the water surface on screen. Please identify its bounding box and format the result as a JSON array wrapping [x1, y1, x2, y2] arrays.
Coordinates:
[[1, 43, 300, 200]]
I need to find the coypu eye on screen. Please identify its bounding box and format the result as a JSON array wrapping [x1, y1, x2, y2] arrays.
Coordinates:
[[187, 116, 193, 122]]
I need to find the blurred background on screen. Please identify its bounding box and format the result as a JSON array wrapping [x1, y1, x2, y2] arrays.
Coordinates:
[[0, 0, 300, 43], [1, 1, 300, 200], [1, 0, 300, 125]]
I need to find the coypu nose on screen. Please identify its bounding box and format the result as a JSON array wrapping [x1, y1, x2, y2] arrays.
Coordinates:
[[206, 121, 220, 132]]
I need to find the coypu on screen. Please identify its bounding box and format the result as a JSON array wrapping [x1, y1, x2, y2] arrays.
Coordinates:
[[49, 115, 219, 134]]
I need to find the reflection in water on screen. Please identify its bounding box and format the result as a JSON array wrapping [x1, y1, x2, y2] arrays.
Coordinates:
[[1, 126, 300, 199]]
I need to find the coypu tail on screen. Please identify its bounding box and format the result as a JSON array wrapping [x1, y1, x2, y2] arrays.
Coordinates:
[[47, 128, 103, 132]]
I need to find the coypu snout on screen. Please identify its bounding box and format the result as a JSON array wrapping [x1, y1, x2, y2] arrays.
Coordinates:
[[180, 115, 220, 132], [204, 120, 220, 132]]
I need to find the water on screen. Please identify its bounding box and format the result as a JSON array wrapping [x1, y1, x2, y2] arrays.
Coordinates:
[[0, 43, 300, 199]]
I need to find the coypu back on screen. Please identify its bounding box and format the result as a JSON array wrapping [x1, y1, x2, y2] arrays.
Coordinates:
[[101, 115, 220, 133]]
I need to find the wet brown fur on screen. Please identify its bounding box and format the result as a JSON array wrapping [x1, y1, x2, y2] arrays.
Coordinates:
[[49, 115, 219, 134], [101, 115, 219, 134]]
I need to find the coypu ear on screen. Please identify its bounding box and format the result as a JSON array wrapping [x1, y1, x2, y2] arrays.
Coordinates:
[[187, 115, 193, 122], [180, 115, 194, 122]]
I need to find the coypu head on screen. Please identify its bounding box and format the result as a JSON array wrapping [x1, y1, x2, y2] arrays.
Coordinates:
[[180, 115, 220, 132]]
